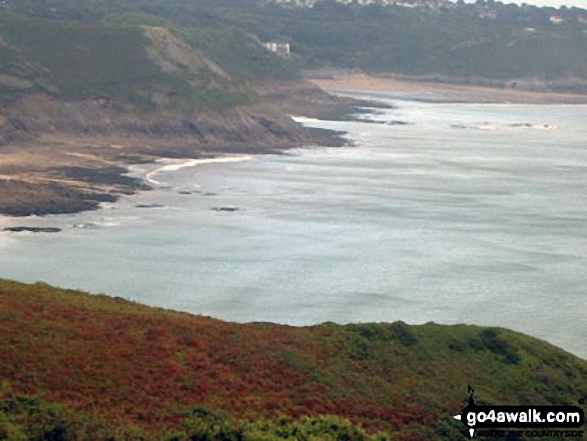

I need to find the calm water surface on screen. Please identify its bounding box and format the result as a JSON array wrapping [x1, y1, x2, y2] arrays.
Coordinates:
[[1, 94, 586, 358]]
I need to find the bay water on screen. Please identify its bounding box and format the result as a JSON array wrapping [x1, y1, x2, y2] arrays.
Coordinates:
[[1, 93, 586, 358]]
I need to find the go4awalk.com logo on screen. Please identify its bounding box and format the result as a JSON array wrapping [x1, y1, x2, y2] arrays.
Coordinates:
[[453, 386, 586, 438]]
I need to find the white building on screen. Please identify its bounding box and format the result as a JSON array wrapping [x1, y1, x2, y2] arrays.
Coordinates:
[[264, 42, 291, 57]]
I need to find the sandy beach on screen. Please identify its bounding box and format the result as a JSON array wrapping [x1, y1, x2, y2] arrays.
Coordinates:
[[145, 155, 253, 186], [310, 74, 587, 104]]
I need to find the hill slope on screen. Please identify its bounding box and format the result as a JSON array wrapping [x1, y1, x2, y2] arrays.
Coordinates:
[[0, 15, 267, 108], [0, 279, 585, 439], [0, 14, 338, 146], [5, 0, 587, 91]]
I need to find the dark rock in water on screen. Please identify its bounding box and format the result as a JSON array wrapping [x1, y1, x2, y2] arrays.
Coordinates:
[[387, 120, 410, 126], [211, 207, 239, 212], [359, 119, 387, 125], [135, 203, 165, 209], [202, 192, 217, 197], [4, 227, 61, 233], [178, 191, 192, 195]]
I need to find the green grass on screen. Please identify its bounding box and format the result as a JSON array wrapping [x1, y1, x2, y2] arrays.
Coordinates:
[[4, 0, 587, 84], [178, 27, 300, 82], [0, 15, 259, 111], [0, 17, 162, 99]]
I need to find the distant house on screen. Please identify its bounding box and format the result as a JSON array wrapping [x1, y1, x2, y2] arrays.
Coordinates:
[[264, 42, 291, 57], [549, 15, 564, 24]]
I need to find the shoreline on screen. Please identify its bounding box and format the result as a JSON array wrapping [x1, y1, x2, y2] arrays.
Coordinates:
[[0, 118, 351, 219], [5, 73, 583, 220], [310, 74, 587, 105], [2, 105, 587, 362], [0, 141, 334, 219], [145, 155, 253, 186], [0, 77, 395, 220]]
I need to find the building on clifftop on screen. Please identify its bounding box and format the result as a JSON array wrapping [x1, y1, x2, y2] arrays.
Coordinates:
[[263, 41, 291, 57]]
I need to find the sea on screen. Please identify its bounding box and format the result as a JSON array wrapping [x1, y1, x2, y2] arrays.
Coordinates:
[[1, 92, 586, 359]]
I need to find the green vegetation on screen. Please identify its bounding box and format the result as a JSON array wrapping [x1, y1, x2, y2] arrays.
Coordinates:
[[0, 18, 161, 100], [0, 279, 585, 439], [0, 7, 301, 110], [2, 0, 586, 110], [177, 27, 300, 81], [0, 398, 390, 441], [4, 0, 587, 87]]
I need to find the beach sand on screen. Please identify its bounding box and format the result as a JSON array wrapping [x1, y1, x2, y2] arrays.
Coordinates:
[[145, 155, 253, 185], [309, 74, 587, 105]]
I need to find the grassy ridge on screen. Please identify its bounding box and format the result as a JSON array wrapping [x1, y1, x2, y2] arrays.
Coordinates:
[[0, 18, 161, 99], [0, 15, 290, 110], [177, 27, 300, 82], [0, 279, 585, 439], [0, 16, 162, 104]]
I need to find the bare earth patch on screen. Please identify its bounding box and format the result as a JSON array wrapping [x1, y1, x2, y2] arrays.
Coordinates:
[[310, 74, 587, 105]]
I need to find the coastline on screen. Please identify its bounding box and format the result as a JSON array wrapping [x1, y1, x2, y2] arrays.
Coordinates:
[[0, 132, 343, 219], [2, 100, 587, 361], [145, 155, 253, 186], [0, 88, 369, 219], [310, 74, 587, 105], [5, 73, 584, 220]]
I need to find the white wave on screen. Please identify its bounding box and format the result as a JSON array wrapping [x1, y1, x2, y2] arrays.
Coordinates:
[[0, 228, 14, 248], [0, 216, 20, 246], [73, 222, 100, 229], [99, 215, 142, 226], [472, 124, 497, 131], [99, 202, 119, 210], [146, 155, 252, 185], [291, 116, 323, 124], [0, 215, 11, 230], [451, 122, 554, 131], [100, 222, 122, 227]]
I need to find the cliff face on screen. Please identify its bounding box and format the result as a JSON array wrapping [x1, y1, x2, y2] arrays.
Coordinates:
[[2, 94, 329, 152]]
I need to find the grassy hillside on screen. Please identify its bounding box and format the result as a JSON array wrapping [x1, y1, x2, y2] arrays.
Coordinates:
[[4, 0, 587, 89], [0, 279, 585, 440], [0, 16, 253, 111], [0, 14, 286, 110]]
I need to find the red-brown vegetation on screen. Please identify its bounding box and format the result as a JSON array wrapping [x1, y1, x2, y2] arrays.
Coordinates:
[[0, 279, 585, 439]]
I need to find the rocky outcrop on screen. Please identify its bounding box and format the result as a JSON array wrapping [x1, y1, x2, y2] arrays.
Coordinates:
[[252, 79, 392, 121], [0, 180, 115, 217]]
